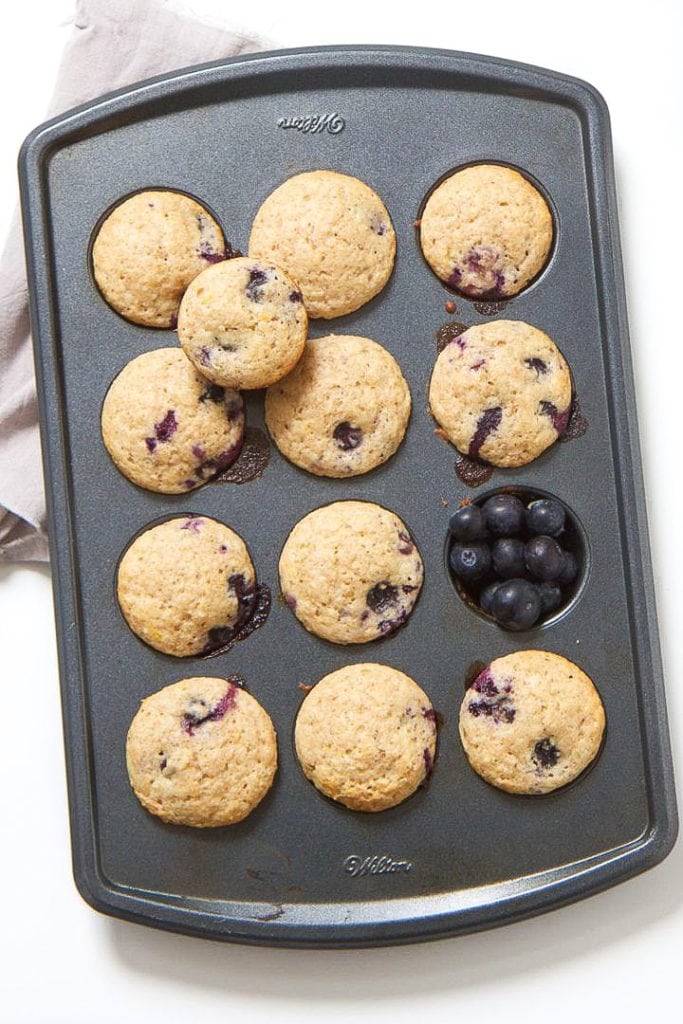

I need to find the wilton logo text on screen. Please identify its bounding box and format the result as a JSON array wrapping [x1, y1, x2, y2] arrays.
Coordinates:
[[277, 113, 345, 135], [344, 855, 412, 878]]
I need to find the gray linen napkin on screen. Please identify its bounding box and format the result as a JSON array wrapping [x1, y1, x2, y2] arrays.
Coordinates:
[[0, 0, 267, 562]]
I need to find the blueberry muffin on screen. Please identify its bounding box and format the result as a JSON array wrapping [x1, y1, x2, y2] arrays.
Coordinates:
[[177, 256, 307, 389], [117, 514, 257, 657], [265, 334, 411, 477], [295, 663, 437, 811], [126, 676, 277, 827], [92, 189, 227, 327], [459, 650, 606, 794], [420, 164, 553, 298], [279, 500, 423, 644], [428, 319, 572, 467], [101, 347, 244, 493], [248, 170, 396, 319]]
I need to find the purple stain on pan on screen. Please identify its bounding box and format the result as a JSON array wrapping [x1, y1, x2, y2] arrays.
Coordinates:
[[201, 574, 256, 655], [558, 395, 588, 443], [422, 748, 434, 776], [194, 439, 244, 481], [435, 322, 469, 353], [202, 583, 271, 658], [468, 406, 502, 459]]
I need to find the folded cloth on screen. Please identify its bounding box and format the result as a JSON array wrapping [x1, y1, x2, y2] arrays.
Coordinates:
[[0, 0, 268, 562]]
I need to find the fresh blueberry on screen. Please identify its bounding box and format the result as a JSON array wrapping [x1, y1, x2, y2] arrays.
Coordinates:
[[448, 504, 486, 542], [449, 542, 491, 582], [479, 580, 502, 616], [525, 498, 566, 537], [525, 535, 565, 581], [491, 537, 526, 578], [491, 578, 542, 630], [558, 550, 579, 585], [536, 581, 563, 615], [481, 493, 525, 536]]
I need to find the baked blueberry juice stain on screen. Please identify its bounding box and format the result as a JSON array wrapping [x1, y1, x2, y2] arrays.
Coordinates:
[[473, 299, 509, 316], [435, 321, 469, 353], [214, 427, 271, 484], [454, 453, 495, 488], [181, 679, 240, 735], [201, 580, 272, 659], [558, 395, 589, 443]]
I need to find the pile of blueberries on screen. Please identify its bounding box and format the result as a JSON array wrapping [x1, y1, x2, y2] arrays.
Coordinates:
[[447, 492, 581, 630]]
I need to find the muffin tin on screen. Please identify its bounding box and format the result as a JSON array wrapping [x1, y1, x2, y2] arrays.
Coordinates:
[[19, 46, 676, 947]]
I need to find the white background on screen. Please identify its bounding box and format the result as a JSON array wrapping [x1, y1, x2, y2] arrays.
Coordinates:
[[1, 1, 682, 1021]]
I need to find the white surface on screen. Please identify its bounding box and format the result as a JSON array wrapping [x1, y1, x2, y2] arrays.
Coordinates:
[[1, 1, 682, 1020]]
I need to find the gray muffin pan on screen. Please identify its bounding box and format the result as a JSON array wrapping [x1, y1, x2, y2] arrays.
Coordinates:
[[19, 45, 677, 947]]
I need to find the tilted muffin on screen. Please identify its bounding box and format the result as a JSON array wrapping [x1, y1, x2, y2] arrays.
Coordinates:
[[420, 164, 553, 298], [248, 170, 396, 319], [459, 650, 605, 794], [101, 347, 244, 493], [126, 676, 277, 827], [295, 663, 437, 812], [92, 189, 227, 327], [428, 319, 572, 467], [279, 500, 423, 644], [177, 256, 307, 389], [117, 514, 257, 657], [265, 334, 411, 477]]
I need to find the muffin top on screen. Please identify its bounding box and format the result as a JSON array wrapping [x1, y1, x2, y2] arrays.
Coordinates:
[[248, 170, 396, 319], [420, 164, 553, 298]]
